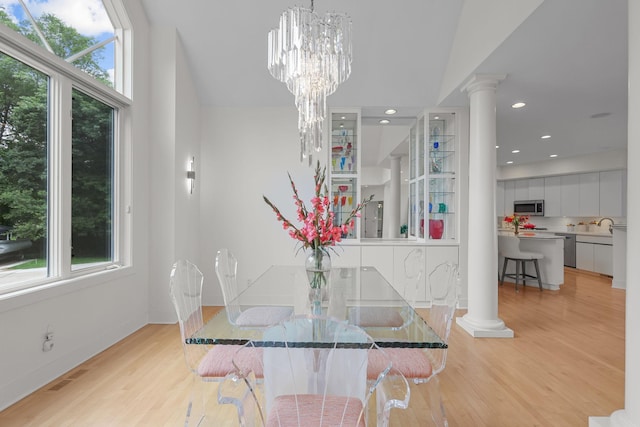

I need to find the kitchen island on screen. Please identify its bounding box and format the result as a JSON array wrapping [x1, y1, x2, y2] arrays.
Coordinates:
[[498, 231, 565, 290]]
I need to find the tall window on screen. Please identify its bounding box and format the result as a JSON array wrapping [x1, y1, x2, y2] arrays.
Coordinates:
[[0, 1, 130, 294], [71, 89, 114, 270], [0, 52, 49, 283]]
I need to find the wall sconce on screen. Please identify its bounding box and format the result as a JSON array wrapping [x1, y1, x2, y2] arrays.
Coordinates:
[[186, 157, 195, 194]]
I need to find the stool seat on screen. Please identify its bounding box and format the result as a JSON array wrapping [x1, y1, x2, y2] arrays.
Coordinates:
[[498, 235, 544, 291], [505, 249, 543, 260]]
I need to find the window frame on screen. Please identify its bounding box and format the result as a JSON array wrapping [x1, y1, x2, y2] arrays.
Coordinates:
[[0, 2, 132, 296]]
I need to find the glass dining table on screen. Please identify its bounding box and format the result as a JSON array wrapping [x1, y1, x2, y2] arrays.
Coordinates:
[[187, 265, 446, 349]]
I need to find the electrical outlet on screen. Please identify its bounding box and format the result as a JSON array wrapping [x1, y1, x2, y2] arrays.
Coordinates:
[[43, 325, 54, 352]]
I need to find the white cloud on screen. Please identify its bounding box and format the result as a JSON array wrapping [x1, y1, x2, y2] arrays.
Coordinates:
[[2, 0, 113, 36]]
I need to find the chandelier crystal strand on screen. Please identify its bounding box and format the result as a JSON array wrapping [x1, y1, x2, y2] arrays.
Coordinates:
[[268, 5, 352, 163]]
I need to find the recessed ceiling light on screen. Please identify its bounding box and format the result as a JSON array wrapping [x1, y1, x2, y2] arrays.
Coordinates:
[[511, 102, 526, 109], [496, 145, 500, 149], [507, 161, 514, 164], [379, 119, 390, 124], [550, 154, 558, 158], [341, 116, 346, 120], [384, 109, 397, 115], [541, 135, 551, 139], [434, 116, 440, 120], [339, 124, 344, 128], [511, 149, 520, 154]]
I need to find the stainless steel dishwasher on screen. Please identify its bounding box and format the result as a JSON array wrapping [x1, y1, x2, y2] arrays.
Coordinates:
[[555, 233, 576, 268]]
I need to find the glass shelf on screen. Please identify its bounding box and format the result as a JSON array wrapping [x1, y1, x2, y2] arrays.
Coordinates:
[[329, 110, 361, 240], [331, 113, 358, 175], [410, 111, 458, 241]]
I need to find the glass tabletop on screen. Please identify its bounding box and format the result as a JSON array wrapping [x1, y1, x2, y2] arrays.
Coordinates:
[[187, 265, 446, 349]]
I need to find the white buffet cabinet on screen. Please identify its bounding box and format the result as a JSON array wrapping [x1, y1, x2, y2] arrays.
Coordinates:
[[332, 241, 458, 307]]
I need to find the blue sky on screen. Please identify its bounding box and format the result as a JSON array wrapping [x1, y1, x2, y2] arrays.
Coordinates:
[[0, 0, 115, 77]]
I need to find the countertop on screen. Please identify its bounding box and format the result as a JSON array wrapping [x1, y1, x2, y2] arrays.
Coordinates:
[[498, 230, 564, 239], [498, 227, 614, 238]]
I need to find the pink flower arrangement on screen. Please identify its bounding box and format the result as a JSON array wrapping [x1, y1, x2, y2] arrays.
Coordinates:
[[263, 161, 373, 251], [504, 214, 529, 228]]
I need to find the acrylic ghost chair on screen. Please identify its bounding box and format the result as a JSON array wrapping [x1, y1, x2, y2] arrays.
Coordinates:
[[218, 314, 410, 427], [348, 248, 425, 330], [215, 248, 293, 327], [169, 259, 263, 426], [366, 261, 459, 426]]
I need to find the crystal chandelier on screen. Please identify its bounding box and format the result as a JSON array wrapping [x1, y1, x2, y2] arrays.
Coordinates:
[[268, 0, 352, 164]]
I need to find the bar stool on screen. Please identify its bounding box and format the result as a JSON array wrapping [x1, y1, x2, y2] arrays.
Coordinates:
[[498, 235, 544, 291]]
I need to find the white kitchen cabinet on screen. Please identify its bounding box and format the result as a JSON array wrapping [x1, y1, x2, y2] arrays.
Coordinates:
[[599, 170, 625, 217], [496, 181, 505, 217], [544, 176, 562, 217], [503, 169, 626, 218], [528, 178, 545, 200], [504, 180, 515, 216], [513, 178, 544, 201], [579, 172, 600, 216], [594, 244, 613, 276], [576, 242, 594, 271], [576, 235, 613, 275], [561, 174, 580, 217], [514, 179, 529, 201]]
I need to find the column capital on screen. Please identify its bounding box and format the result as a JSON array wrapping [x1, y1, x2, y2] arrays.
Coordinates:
[[461, 74, 507, 95]]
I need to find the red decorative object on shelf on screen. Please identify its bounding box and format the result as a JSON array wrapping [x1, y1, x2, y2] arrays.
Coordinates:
[[429, 219, 444, 239]]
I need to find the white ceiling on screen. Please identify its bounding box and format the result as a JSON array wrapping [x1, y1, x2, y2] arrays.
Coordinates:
[[140, 0, 628, 168]]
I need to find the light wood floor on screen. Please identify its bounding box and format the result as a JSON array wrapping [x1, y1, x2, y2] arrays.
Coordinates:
[[0, 268, 625, 426]]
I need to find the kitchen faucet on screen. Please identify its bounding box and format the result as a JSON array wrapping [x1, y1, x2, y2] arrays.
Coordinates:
[[597, 217, 615, 234]]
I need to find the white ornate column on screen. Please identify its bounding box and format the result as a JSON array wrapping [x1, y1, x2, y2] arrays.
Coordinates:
[[456, 74, 513, 338], [388, 155, 401, 238], [590, 1, 640, 425]]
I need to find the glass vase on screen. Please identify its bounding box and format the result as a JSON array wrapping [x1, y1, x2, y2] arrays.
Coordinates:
[[305, 248, 331, 316]]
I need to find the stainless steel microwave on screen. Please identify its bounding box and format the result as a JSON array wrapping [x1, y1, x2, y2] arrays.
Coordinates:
[[513, 200, 544, 216]]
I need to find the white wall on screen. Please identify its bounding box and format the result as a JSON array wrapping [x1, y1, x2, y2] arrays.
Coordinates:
[[199, 107, 324, 305], [175, 36, 201, 268], [0, 0, 152, 410], [147, 26, 202, 323], [147, 26, 177, 322]]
